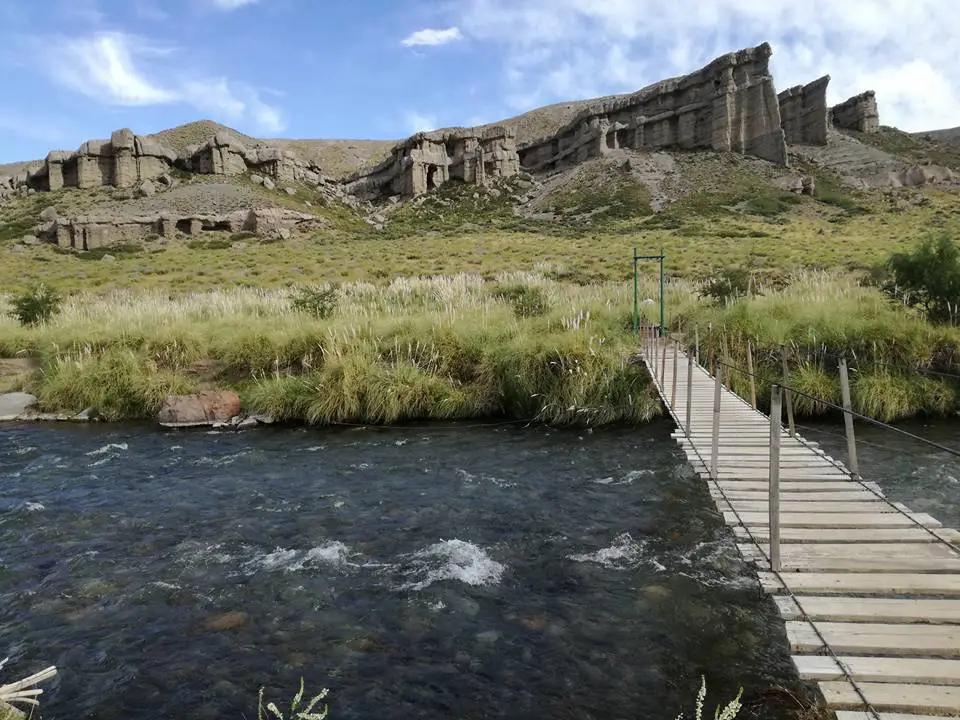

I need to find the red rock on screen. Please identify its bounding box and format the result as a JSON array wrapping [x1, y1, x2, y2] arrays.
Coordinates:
[[157, 390, 241, 427], [202, 611, 248, 632]]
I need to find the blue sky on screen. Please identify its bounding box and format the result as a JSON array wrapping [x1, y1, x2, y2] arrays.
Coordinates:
[[1, 0, 958, 163]]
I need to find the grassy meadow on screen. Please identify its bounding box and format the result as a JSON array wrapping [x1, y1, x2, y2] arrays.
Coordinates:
[[2, 157, 960, 295]]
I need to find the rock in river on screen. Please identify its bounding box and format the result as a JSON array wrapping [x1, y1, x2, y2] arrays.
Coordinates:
[[157, 391, 241, 428]]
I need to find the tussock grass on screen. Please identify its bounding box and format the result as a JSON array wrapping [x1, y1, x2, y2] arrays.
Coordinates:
[[689, 271, 960, 421], [3, 269, 959, 424], [0, 274, 669, 425]]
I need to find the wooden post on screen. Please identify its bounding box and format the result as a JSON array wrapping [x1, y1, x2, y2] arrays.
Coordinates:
[[746, 339, 757, 409], [711, 365, 722, 480], [839, 358, 860, 479], [722, 334, 731, 390], [694, 326, 700, 364], [660, 338, 668, 383], [707, 324, 714, 375], [781, 346, 796, 437], [685, 352, 693, 437], [769, 384, 782, 572], [671, 340, 678, 408]]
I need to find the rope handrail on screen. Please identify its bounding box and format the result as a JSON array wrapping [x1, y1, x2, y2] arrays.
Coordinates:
[[711, 357, 960, 460]]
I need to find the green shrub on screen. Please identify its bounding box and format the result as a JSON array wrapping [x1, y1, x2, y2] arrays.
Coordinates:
[[9, 283, 63, 326], [290, 284, 339, 318], [883, 233, 960, 324], [699, 266, 758, 305], [493, 283, 549, 317]]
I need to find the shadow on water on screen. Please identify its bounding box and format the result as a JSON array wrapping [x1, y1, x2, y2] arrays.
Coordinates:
[[0, 419, 818, 720]]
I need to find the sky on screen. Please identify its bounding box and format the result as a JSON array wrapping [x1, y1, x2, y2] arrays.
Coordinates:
[[1, 0, 959, 163]]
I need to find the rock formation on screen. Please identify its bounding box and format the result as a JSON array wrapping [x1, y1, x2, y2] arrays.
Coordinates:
[[27, 129, 177, 192], [344, 126, 520, 201], [831, 91, 880, 133], [518, 43, 787, 174], [180, 132, 327, 185], [0, 41, 899, 210], [49, 207, 323, 250], [778, 76, 830, 145]]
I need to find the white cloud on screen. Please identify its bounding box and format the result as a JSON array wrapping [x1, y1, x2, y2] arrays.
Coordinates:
[[210, 0, 259, 9], [49, 33, 176, 105], [33, 32, 285, 134], [453, 0, 960, 132], [401, 27, 463, 47], [406, 112, 438, 133]]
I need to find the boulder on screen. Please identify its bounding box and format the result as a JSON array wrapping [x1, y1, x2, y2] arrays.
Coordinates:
[[138, 179, 157, 197], [21, 234, 39, 245], [0, 392, 39, 421], [157, 391, 242, 428], [262, 177, 276, 191], [284, 187, 297, 195], [39, 206, 58, 222]]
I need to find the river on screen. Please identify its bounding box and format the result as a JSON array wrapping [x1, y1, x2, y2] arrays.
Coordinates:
[[8, 416, 947, 720]]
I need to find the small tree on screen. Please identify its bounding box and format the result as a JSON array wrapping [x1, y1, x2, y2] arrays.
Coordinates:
[[290, 284, 339, 319], [8, 284, 63, 326], [884, 233, 960, 324], [699, 265, 758, 305]]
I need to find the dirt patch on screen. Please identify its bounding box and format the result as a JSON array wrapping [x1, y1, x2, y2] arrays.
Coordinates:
[[0, 357, 39, 393]]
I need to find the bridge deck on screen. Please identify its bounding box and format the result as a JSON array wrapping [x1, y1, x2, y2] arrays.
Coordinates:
[[644, 339, 960, 718]]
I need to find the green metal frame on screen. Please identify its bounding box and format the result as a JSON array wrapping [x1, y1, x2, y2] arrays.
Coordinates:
[[632, 247, 665, 336]]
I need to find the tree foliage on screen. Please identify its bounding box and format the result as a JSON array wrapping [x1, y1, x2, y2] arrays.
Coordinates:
[[699, 265, 759, 305], [883, 233, 960, 324], [8, 283, 63, 326]]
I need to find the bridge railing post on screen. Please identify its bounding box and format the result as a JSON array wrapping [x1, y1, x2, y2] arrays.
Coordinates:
[[710, 364, 722, 480], [839, 357, 860, 480], [685, 351, 693, 438], [746, 339, 757, 410], [660, 338, 668, 384], [671, 340, 678, 408], [769, 383, 782, 571], [781, 346, 796, 437], [694, 326, 700, 364]]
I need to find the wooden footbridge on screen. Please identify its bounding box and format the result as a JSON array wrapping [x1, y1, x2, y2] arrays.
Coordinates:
[[642, 332, 960, 719]]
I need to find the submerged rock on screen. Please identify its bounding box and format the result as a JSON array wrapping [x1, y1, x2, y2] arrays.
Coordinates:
[[157, 391, 241, 428], [202, 611, 249, 632]]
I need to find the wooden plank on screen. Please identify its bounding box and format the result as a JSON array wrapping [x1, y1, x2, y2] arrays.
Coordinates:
[[787, 621, 960, 655], [728, 501, 893, 514], [703, 472, 853, 481], [835, 713, 958, 720], [795, 655, 960, 686], [776, 596, 960, 624], [736, 526, 960, 544], [726, 512, 940, 528], [718, 481, 882, 492], [716, 490, 882, 502], [740, 543, 960, 573], [820, 680, 960, 714], [759, 572, 960, 597]]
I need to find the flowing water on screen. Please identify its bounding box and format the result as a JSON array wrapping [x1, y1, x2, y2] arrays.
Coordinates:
[[0, 419, 854, 720]]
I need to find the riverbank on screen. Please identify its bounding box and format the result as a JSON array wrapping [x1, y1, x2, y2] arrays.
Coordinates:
[[1, 271, 958, 425]]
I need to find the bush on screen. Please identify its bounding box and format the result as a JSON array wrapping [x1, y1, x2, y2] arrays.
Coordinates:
[[699, 265, 758, 305], [883, 233, 960, 323], [9, 283, 62, 326], [492, 283, 549, 317], [290, 284, 339, 318]]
